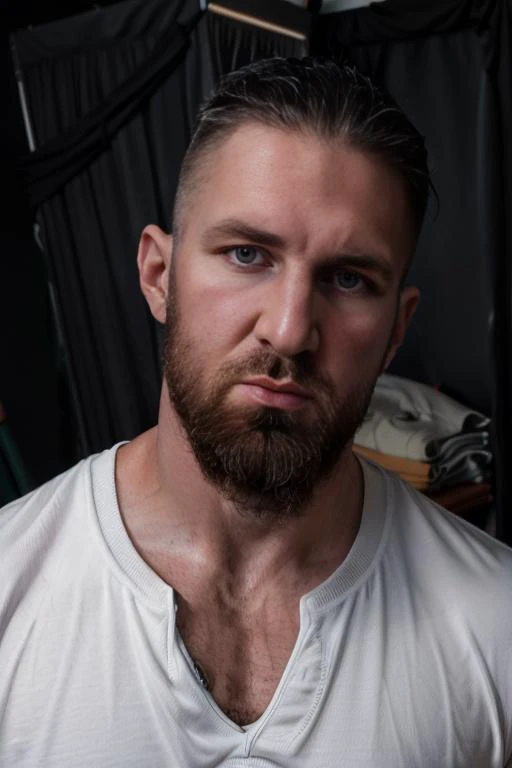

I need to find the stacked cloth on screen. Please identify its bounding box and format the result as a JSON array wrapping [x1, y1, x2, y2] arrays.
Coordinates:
[[353, 374, 492, 493]]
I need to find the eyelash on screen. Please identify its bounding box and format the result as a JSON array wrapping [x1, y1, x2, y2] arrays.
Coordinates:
[[223, 246, 375, 294], [326, 270, 373, 294], [227, 246, 268, 267]]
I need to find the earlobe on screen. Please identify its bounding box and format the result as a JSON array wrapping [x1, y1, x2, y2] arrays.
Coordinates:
[[381, 285, 420, 372], [137, 225, 173, 324]]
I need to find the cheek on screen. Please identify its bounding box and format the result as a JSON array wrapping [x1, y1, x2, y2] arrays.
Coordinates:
[[179, 267, 261, 349], [324, 302, 397, 370], [179, 281, 253, 358]]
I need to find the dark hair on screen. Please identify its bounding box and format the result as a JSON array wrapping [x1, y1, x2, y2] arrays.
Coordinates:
[[173, 57, 432, 242]]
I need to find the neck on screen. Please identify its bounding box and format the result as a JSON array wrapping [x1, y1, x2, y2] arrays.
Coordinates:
[[116, 388, 364, 597]]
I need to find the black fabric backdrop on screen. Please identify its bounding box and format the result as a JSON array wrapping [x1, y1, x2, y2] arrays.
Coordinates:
[[311, 0, 512, 543], [12, 0, 305, 460]]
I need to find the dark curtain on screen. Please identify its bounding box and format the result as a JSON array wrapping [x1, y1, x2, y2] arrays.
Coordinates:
[[12, 0, 304, 461], [311, 0, 512, 544], [205, 11, 305, 72], [0, 25, 71, 489]]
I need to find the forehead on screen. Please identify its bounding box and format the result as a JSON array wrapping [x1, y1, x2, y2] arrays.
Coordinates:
[[180, 123, 414, 271]]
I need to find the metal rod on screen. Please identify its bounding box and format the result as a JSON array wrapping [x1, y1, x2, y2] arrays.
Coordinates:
[[10, 35, 37, 152], [208, 2, 306, 40]]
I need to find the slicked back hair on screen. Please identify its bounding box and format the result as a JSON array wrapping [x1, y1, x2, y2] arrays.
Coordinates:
[[172, 57, 432, 248]]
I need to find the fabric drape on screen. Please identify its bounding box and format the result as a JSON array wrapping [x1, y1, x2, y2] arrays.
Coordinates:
[[19, 21, 192, 210]]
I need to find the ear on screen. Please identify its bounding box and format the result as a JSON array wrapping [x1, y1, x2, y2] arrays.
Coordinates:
[[381, 285, 420, 372], [137, 225, 173, 325]]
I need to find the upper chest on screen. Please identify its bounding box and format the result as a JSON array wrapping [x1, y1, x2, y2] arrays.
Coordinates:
[[174, 590, 302, 726]]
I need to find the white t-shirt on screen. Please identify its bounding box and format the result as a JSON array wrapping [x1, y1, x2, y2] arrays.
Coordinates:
[[1, 444, 511, 767]]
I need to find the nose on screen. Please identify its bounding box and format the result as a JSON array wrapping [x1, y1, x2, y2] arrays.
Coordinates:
[[253, 272, 320, 357]]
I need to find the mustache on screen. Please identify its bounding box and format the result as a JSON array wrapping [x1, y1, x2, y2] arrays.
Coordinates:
[[215, 350, 334, 396]]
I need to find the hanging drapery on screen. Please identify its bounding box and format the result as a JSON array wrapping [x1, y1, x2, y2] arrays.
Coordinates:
[[311, 0, 512, 544], [12, 0, 202, 459], [18, 21, 193, 210], [12, 0, 305, 461]]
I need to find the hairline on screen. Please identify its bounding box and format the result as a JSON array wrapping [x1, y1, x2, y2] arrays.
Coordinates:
[[172, 117, 419, 265]]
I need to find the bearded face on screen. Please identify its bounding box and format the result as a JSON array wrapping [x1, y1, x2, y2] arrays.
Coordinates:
[[163, 287, 381, 519], [154, 130, 417, 519]]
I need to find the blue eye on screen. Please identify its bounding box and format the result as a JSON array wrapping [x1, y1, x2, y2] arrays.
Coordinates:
[[229, 246, 266, 266], [334, 271, 362, 291]]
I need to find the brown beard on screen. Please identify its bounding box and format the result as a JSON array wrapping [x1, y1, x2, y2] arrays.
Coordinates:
[[163, 285, 382, 520]]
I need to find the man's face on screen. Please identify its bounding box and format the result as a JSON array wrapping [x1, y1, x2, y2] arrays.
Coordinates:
[[160, 124, 418, 517]]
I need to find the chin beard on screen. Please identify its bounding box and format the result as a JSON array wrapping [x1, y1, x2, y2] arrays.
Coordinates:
[[163, 301, 377, 520], [181, 401, 350, 520]]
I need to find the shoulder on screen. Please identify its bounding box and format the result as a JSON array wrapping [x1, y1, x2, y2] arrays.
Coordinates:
[[0, 449, 99, 534], [0, 457, 88, 543], [398, 471, 512, 578], [366, 462, 512, 756], [0, 458, 93, 594], [0, 446, 120, 624], [0, 458, 87, 636], [363, 459, 512, 615], [0, 442, 124, 544]]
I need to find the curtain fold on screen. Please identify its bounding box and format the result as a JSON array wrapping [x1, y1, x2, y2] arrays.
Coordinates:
[[13, 0, 202, 457], [19, 21, 193, 209]]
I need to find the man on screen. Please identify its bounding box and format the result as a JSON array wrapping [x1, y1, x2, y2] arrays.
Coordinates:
[[1, 57, 511, 767]]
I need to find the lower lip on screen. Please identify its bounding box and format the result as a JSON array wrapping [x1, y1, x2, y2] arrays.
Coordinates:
[[235, 384, 311, 411]]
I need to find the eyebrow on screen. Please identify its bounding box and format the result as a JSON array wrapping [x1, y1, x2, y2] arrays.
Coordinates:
[[200, 219, 287, 250], [201, 218, 394, 282], [325, 254, 394, 283]]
